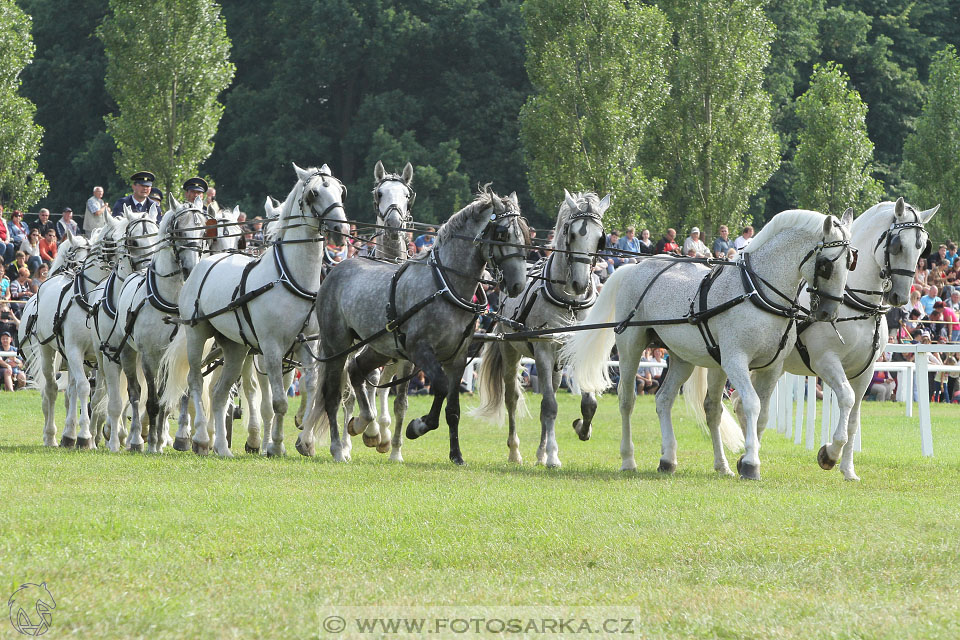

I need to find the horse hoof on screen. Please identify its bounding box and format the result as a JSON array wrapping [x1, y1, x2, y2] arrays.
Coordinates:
[[347, 417, 362, 437], [244, 443, 260, 455], [405, 419, 422, 440], [59, 436, 76, 449], [76, 437, 94, 450], [362, 432, 379, 448], [450, 454, 466, 466], [657, 460, 677, 474], [266, 443, 285, 457], [737, 456, 760, 480], [173, 437, 191, 452], [128, 443, 144, 453], [295, 436, 315, 457], [817, 445, 837, 470], [572, 418, 591, 441], [376, 440, 391, 454], [192, 441, 209, 456]]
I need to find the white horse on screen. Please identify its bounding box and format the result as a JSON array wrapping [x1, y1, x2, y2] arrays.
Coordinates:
[[17, 232, 92, 446], [472, 190, 609, 467], [692, 198, 938, 481], [160, 163, 349, 457], [93, 208, 163, 452], [339, 160, 417, 461], [102, 198, 210, 453], [564, 208, 855, 480]]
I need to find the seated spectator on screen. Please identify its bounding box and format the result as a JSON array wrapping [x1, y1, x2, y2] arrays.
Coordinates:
[[636, 349, 660, 395], [645, 347, 667, 388], [920, 285, 942, 315], [655, 228, 681, 255], [30, 262, 49, 293], [924, 308, 950, 343], [616, 226, 642, 262], [601, 230, 622, 274], [8, 267, 33, 314], [0, 302, 18, 340], [712, 225, 733, 256], [637, 229, 654, 255], [914, 259, 928, 288], [0, 207, 14, 264], [527, 228, 543, 262], [947, 242, 958, 268], [30, 208, 56, 238], [39, 230, 58, 264], [939, 301, 960, 342], [5, 251, 30, 282], [0, 332, 25, 391], [7, 210, 29, 249], [408, 370, 430, 396], [733, 225, 754, 251], [414, 227, 436, 253], [682, 227, 710, 258], [19, 228, 42, 274], [866, 363, 896, 402], [56, 207, 79, 241]]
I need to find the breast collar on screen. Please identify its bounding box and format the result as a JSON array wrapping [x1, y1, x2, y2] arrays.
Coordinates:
[[540, 252, 596, 311]]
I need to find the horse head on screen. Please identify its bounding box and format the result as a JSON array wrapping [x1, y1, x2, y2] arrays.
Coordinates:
[[373, 160, 415, 231], [482, 188, 529, 298], [872, 197, 939, 307], [801, 207, 856, 322], [122, 205, 160, 272], [292, 162, 350, 245], [160, 196, 209, 277], [560, 189, 610, 295]]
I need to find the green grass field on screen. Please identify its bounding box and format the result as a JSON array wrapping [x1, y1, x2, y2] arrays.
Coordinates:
[[1, 389, 959, 639]]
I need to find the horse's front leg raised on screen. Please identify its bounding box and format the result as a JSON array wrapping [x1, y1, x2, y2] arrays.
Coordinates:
[[404, 343, 447, 445], [573, 391, 597, 441]]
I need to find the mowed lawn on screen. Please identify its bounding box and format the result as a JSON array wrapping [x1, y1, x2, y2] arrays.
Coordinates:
[[1, 389, 960, 639]]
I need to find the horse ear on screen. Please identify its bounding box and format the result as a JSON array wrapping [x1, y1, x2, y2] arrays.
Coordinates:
[[123, 204, 133, 220], [508, 191, 519, 207], [319, 163, 332, 176], [564, 189, 578, 212], [168, 193, 180, 211], [292, 162, 312, 183], [895, 197, 905, 218], [64, 226, 75, 243], [920, 204, 940, 223], [232, 205, 241, 219], [374, 160, 385, 182], [840, 207, 854, 228], [402, 162, 414, 185], [193, 195, 204, 208], [598, 194, 612, 214]]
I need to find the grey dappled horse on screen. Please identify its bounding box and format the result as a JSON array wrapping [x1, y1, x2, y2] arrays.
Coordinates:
[[299, 186, 530, 465], [472, 190, 609, 467]]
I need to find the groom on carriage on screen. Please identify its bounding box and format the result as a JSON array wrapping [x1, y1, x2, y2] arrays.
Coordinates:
[[112, 170, 163, 221]]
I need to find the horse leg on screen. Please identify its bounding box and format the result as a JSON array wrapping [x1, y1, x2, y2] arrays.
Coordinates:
[[61, 370, 80, 449], [257, 365, 279, 455], [185, 330, 214, 455], [654, 356, 696, 474], [704, 367, 733, 476], [240, 356, 262, 454], [816, 360, 855, 472], [337, 369, 354, 461], [345, 351, 384, 441], [501, 346, 524, 464], [320, 355, 349, 462], [175, 394, 191, 450], [375, 361, 397, 453], [103, 358, 126, 453], [723, 356, 765, 480], [263, 352, 290, 458], [210, 342, 247, 458], [40, 347, 59, 446], [405, 340, 449, 443], [535, 346, 563, 468], [295, 360, 318, 429], [573, 392, 597, 441], [839, 372, 870, 481], [120, 350, 145, 452], [90, 368, 106, 446], [388, 361, 415, 462], [142, 359, 162, 454], [444, 359, 468, 466]]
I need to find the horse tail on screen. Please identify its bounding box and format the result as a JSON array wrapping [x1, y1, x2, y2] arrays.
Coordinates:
[[303, 361, 330, 440], [158, 329, 193, 411], [682, 366, 745, 451], [561, 264, 633, 394], [470, 342, 506, 423], [20, 338, 44, 391]]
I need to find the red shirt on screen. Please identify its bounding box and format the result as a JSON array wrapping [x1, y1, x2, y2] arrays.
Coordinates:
[[39, 238, 57, 262]]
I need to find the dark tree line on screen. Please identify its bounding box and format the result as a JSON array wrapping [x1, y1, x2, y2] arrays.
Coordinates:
[[15, 0, 960, 229]]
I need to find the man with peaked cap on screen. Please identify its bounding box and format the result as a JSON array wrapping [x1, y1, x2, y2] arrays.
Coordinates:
[[149, 187, 163, 204], [112, 170, 162, 220], [182, 177, 208, 212]]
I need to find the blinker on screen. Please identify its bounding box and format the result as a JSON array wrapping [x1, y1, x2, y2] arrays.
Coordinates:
[[204, 218, 218, 239]]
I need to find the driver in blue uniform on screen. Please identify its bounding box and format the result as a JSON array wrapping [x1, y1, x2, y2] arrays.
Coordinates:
[[112, 170, 162, 221]]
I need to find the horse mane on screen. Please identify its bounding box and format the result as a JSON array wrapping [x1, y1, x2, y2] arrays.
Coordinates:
[[555, 191, 601, 251], [433, 189, 497, 246], [743, 209, 828, 254]]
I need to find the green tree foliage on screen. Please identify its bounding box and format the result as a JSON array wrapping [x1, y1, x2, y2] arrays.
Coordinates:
[[18, 0, 112, 212], [518, 0, 671, 231], [793, 62, 882, 217], [650, 0, 780, 239], [0, 0, 48, 209], [98, 0, 235, 197], [903, 46, 960, 240]]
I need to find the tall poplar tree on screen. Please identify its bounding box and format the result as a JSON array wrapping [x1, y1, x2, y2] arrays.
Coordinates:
[[98, 0, 235, 196]]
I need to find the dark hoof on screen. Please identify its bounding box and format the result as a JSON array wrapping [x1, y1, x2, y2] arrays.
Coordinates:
[[737, 456, 760, 480], [128, 443, 143, 453], [76, 437, 93, 450], [173, 437, 191, 452], [817, 445, 837, 470], [405, 419, 421, 441], [294, 436, 315, 457], [244, 443, 259, 455], [572, 418, 591, 441], [362, 432, 379, 448], [657, 460, 677, 474], [450, 454, 466, 466], [59, 436, 76, 449]]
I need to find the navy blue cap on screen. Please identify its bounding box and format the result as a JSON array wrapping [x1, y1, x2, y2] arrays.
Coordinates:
[[149, 187, 163, 202], [182, 177, 208, 194], [131, 171, 155, 186]]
